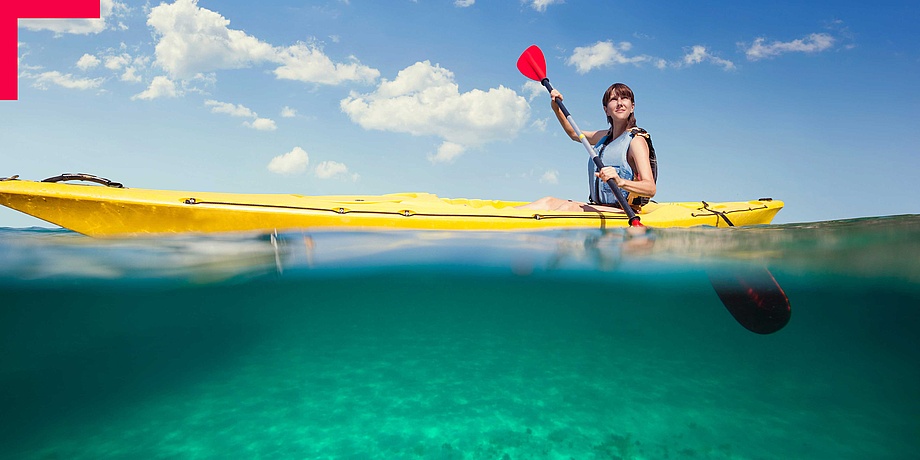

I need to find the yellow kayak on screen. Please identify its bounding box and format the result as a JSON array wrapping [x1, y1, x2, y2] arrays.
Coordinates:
[[0, 174, 783, 236]]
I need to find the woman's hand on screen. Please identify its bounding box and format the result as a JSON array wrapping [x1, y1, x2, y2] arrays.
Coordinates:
[[596, 166, 623, 188], [550, 89, 563, 103]]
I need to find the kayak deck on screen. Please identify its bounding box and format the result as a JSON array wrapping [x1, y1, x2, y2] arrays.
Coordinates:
[[0, 177, 783, 236]]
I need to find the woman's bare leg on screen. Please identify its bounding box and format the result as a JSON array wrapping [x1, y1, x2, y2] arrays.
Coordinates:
[[516, 196, 594, 212], [517, 197, 629, 214]]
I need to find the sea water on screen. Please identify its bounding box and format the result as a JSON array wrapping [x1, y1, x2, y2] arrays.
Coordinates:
[[0, 216, 918, 460]]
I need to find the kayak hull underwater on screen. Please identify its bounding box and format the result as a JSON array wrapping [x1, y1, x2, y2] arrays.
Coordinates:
[[0, 177, 783, 236]]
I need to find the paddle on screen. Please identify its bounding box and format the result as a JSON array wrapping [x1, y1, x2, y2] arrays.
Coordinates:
[[517, 44, 791, 334], [517, 45, 641, 227], [709, 268, 791, 334]]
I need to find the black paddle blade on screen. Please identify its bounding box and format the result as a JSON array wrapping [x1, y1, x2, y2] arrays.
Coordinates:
[[709, 268, 791, 334], [517, 45, 547, 81]]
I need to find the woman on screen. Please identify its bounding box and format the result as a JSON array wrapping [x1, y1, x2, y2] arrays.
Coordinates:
[[518, 83, 656, 212]]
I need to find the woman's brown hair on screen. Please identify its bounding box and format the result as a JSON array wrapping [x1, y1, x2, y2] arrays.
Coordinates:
[[602, 83, 636, 129]]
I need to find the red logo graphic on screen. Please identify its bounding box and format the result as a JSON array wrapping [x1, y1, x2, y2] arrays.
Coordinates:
[[2, 0, 101, 100]]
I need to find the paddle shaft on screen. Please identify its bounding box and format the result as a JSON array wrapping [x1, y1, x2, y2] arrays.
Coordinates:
[[538, 78, 641, 226]]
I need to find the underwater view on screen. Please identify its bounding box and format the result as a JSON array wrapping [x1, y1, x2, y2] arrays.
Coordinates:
[[1, 216, 918, 459]]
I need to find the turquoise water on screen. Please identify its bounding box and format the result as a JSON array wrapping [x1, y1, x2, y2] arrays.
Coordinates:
[[1, 216, 918, 459]]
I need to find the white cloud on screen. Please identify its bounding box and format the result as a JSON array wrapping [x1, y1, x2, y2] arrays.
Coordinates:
[[281, 106, 297, 118], [19, 0, 129, 35], [340, 61, 529, 161], [455, 0, 475, 6], [80, 50, 149, 83], [428, 142, 465, 164], [147, 0, 277, 79], [523, 80, 545, 102], [526, 0, 564, 12], [315, 160, 355, 180], [30, 71, 104, 90], [17, 42, 25, 68], [120, 67, 142, 83], [539, 169, 559, 185], [102, 53, 147, 82], [743, 33, 835, 61], [205, 99, 276, 130], [680, 45, 735, 71], [567, 41, 653, 74], [76, 54, 100, 71], [17, 43, 44, 72], [132, 75, 179, 100], [205, 99, 255, 118], [245, 118, 277, 131], [273, 43, 379, 85], [268, 147, 309, 175], [181, 72, 217, 94], [104, 54, 130, 70], [146, 0, 379, 87]]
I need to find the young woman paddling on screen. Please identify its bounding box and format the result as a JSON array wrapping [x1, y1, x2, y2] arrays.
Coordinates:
[[518, 83, 656, 212]]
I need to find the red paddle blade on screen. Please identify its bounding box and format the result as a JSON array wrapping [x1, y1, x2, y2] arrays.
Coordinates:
[[517, 45, 547, 81], [709, 268, 791, 334]]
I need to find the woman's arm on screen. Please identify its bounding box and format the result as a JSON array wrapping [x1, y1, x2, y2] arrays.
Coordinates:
[[597, 136, 657, 198], [550, 89, 605, 144]]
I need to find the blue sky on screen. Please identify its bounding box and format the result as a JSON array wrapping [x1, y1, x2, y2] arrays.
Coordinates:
[[2, 0, 918, 228]]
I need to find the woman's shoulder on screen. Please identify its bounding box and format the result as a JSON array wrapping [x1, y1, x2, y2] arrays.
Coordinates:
[[627, 128, 653, 157], [588, 129, 612, 145]]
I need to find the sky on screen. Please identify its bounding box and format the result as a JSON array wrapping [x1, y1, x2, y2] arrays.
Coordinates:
[[2, 0, 918, 228]]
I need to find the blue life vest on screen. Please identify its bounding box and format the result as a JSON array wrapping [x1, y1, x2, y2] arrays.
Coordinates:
[[588, 127, 658, 208]]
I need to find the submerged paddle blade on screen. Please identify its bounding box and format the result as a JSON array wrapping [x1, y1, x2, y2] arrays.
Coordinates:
[[709, 268, 791, 334], [517, 45, 547, 81]]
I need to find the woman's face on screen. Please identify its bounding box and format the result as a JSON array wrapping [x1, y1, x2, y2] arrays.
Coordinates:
[[604, 94, 634, 122]]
